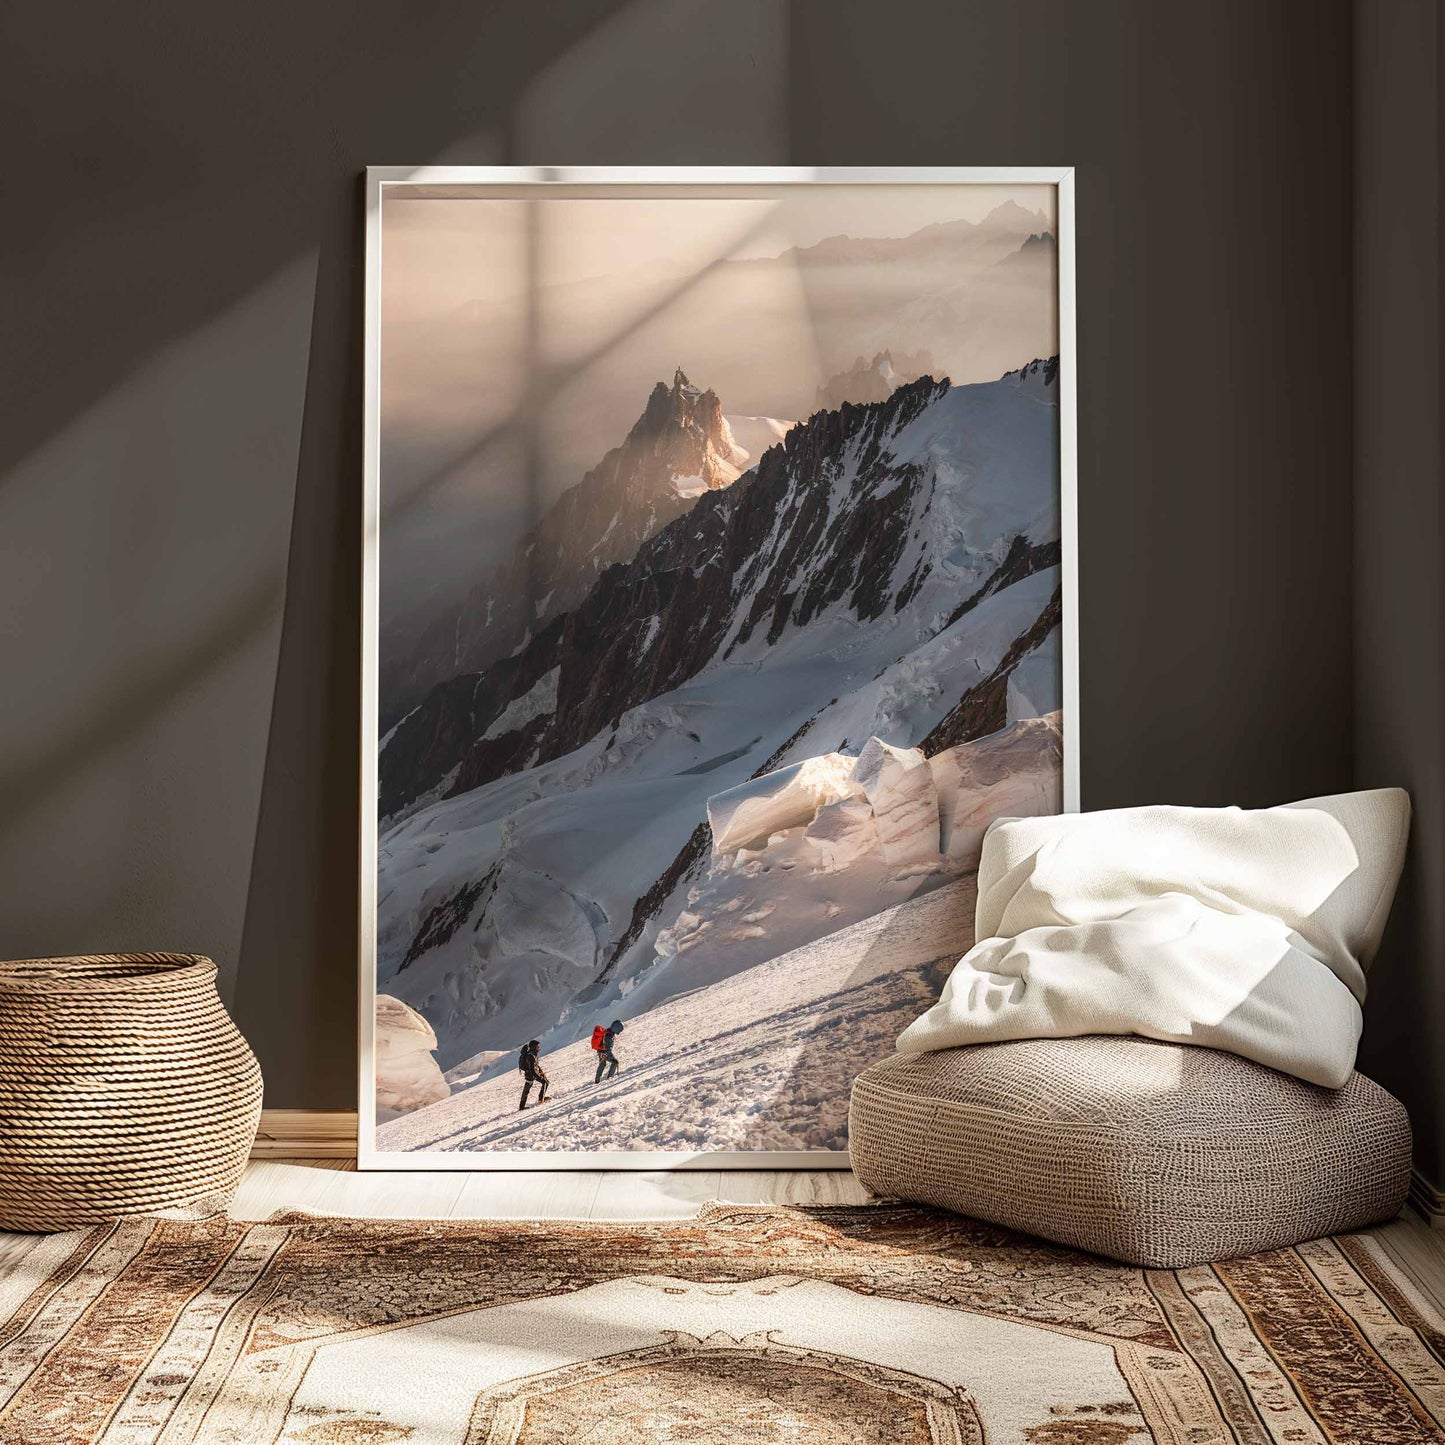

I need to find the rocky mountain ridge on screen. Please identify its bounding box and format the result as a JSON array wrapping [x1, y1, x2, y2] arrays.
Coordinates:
[[743, 199, 1052, 270], [380, 365, 1061, 823], [378, 369, 749, 729]]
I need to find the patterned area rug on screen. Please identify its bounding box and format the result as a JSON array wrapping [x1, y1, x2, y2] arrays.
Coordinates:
[[1, 1203, 1442, 1444]]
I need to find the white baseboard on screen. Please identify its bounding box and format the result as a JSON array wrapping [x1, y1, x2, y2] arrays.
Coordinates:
[[251, 1118, 1445, 1222], [252, 1110, 358, 1159], [1410, 1166, 1444, 1228]]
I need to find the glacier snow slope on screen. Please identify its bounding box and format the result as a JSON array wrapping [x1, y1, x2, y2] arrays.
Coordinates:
[[377, 874, 977, 1154], [377, 372, 1061, 1081], [378, 571, 1057, 1074]]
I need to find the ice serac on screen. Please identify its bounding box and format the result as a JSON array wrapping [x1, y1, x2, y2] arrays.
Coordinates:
[[707, 753, 861, 855], [851, 737, 941, 868], [375, 995, 451, 1115], [628, 714, 1061, 1018], [930, 712, 1063, 860], [803, 796, 879, 872], [378, 368, 749, 729]]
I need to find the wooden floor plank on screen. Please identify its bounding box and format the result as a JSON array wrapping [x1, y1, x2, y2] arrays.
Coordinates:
[[713, 1169, 872, 1206], [451, 1169, 605, 1219], [590, 1171, 723, 1219], [1372, 1210, 1445, 1315], [229, 1160, 354, 1221], [0, 1231, 49, 1273], [225, 1161, 874, 1217], [309, 1167, 470, 1219]]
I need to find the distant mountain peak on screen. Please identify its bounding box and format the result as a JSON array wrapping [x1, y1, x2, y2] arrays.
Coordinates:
[[984, 198, 1046, 227], [628, 370, 739, 473], [747, 198, 1054, 275], [815, 347, 940, 413]]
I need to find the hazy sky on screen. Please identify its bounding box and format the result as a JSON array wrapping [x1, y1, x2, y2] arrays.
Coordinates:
[[378, 183, 1056, 621], [381, 185, 1051, 306]]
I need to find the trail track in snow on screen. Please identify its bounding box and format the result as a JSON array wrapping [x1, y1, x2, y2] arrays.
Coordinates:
[[377, 875, 977, 1155]]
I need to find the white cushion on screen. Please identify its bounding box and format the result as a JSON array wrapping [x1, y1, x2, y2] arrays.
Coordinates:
[[897, 789, 1410, 1087]]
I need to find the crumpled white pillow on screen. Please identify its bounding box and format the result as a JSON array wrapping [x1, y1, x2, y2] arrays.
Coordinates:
[[896, 788, 1410, 1087]]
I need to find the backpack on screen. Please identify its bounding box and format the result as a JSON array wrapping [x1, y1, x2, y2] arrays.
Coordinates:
[[590, 1025, 607, 1052]]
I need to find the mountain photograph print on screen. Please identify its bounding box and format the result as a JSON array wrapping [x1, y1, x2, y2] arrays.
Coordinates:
[[364, 171, 1075, 1163]]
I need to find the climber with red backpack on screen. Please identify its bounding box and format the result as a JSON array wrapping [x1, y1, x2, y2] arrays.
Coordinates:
[[590, 1019, 624, 1084]]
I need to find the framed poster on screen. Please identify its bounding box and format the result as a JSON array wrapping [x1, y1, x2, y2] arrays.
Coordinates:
[[361, 167, 1078, 1169]]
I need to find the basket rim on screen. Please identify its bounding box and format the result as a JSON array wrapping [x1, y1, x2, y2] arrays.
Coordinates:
[[0, 953, 217, 993]]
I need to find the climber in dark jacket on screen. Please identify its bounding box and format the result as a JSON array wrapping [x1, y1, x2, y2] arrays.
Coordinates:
[[593, 1020, 623, 1084], [518, 1040, 549, 1110]]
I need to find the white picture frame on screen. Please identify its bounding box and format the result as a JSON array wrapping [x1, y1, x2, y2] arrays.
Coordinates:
[[360, 166, 1079, 1170]]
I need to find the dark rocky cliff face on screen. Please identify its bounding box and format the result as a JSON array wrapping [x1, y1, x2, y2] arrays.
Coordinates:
[[378, 369, 746, 731], [378, 614, 564, 820]]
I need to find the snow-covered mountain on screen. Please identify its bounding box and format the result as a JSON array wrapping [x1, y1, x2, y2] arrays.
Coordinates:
[[378, 369, 752, 729], [376, 361, 1063, 1110], [379, 366, 1057, 821]]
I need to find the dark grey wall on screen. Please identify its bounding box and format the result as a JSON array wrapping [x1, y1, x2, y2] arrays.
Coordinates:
[[1352, 0, 1445, 1185], [1, 1, 1360, 1111]]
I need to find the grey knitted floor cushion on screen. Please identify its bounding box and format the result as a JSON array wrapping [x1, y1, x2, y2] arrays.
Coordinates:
[[848, 1036, 1411, 1268]]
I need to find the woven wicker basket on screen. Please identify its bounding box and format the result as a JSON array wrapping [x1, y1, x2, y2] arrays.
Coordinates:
[[0, 953, 263, 1231]]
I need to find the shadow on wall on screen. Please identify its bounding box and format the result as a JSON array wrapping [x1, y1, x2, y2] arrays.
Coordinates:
[[0, 0, 791, 1110], [0, 258, 315, 998]]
